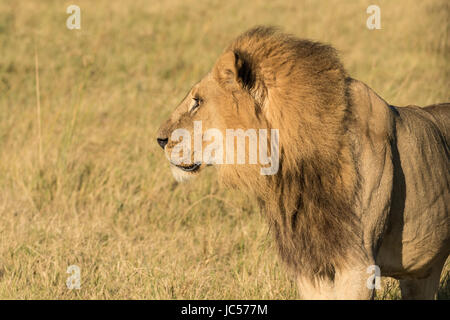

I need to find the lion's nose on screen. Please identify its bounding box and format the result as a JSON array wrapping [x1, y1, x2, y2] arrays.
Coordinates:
[[157, 138, 168, 149]]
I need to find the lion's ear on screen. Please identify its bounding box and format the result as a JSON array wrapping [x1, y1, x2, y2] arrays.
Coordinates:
[[213, 51, 252, 90]]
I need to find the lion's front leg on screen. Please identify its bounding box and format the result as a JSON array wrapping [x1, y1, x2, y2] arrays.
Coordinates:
[[297, 266, 375, 300]]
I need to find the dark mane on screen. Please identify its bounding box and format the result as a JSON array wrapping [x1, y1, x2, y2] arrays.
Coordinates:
[[219, 26, 364, 280]]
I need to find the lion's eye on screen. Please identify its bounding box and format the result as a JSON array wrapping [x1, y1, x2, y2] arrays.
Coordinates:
[[189, 98, 200, 113]]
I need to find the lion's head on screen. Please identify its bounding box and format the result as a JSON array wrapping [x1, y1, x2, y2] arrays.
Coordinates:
[[157, 27, 350, 189], [156, 49, 269, 182]]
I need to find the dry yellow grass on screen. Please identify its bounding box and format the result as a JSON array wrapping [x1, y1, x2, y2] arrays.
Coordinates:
[[0, 0, 448, 299]]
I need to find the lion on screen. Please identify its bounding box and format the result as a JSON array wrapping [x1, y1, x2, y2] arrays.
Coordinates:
[[156, 27, 449, 299]]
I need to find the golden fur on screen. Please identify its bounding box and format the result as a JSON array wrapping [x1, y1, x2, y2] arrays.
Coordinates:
[[157, 27, 450, 299]]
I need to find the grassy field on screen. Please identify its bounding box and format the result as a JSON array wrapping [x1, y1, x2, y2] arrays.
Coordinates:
[[0, 0, 448, 299]]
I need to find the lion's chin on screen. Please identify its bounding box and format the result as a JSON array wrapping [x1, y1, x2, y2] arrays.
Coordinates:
[[170, 165, 201, 182]]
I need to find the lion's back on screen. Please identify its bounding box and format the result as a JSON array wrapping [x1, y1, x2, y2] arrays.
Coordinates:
[[421, 103, 450, 144]]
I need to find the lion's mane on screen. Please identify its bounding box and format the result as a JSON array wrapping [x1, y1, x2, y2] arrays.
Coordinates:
[[218, 27, 364, 280]]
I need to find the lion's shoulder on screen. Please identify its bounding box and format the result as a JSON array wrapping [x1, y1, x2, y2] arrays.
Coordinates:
[[348, 79, 395, 143]]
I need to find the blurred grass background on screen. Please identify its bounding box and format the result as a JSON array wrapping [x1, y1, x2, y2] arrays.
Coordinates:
[[0, 0, 448, 299]]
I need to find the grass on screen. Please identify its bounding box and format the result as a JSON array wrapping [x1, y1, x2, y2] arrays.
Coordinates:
[[0, 0, 448, 299]]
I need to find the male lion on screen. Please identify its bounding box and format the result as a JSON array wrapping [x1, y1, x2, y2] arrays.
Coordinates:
[[156, 27, 449, 299]]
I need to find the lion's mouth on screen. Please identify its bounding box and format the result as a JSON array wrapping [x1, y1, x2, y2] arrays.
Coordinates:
[[173, 162, 201, 172]]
